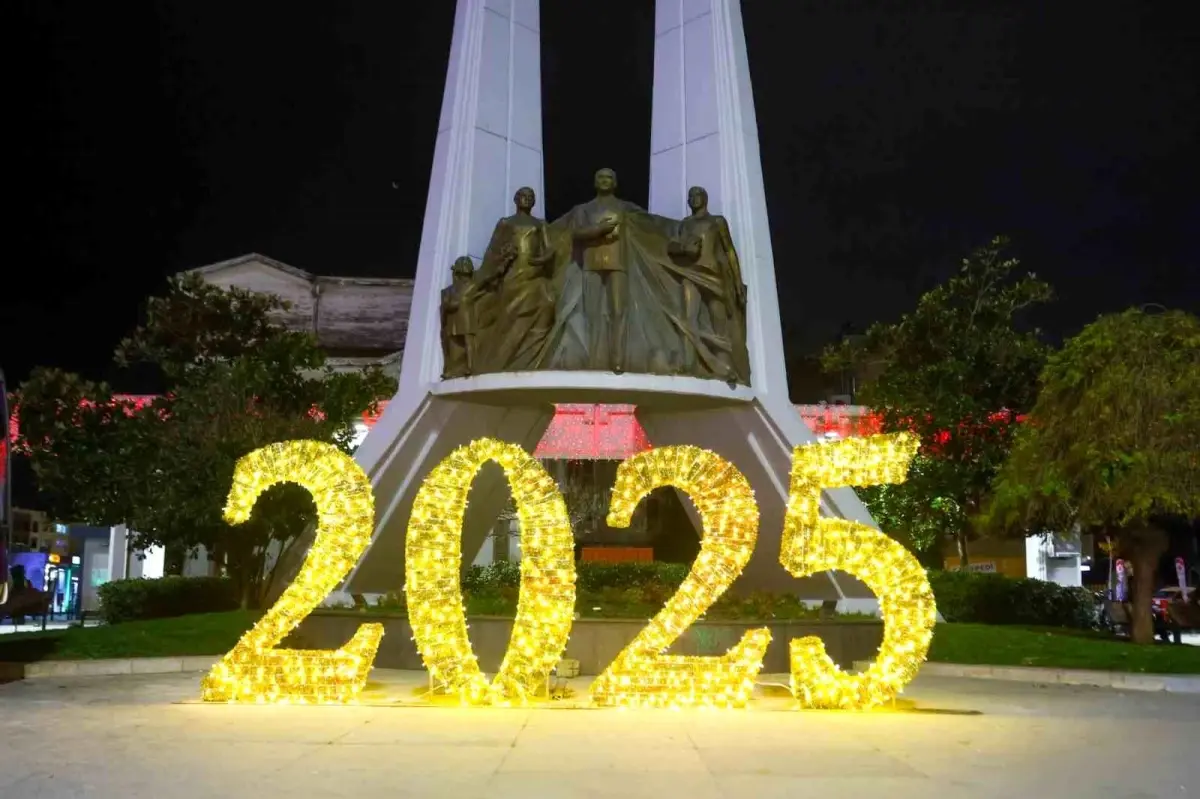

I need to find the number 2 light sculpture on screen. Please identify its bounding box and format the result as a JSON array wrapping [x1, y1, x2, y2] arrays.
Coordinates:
[[201, 441, 382, 704]]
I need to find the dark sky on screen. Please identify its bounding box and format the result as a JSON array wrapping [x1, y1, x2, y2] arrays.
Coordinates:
[[6, 0, 1198, 389]]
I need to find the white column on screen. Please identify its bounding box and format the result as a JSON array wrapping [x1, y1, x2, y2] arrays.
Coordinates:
[[335, 1, 551, 596], [650, 0, 785, 398], [647, 0, 879, 599], [387, 0, 544, 414]]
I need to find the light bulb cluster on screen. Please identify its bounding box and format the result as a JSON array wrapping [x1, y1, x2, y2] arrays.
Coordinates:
[[781, 433, 935, 710], [406, 438, 576, 704], [200, 434, 938, 712], [201, 440, 383, 704], [590, 446, 770, 709]]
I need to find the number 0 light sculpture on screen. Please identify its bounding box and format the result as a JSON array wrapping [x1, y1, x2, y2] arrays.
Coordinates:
[[405, 438, 576, 704]]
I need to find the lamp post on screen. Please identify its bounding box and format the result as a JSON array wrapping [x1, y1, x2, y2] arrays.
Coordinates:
[[1, 367, 11, 605]]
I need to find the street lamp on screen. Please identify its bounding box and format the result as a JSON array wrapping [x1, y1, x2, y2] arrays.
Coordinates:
[[1, 367, 11, 605]]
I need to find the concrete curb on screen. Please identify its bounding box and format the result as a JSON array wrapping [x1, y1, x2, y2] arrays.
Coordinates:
[[8, 656, 1199, 694], [853, 661, 1200, 694], [7, 655, 220, 680]]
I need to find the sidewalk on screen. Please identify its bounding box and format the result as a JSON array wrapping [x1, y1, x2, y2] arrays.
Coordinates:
[[0, 670, 1196, 798]]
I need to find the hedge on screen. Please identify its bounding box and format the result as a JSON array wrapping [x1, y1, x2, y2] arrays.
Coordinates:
[[97, 576, 240, 624], [462, 561, 688, 594], [927, 569, 1097, 629], [106, 563, 1092, 628], [462, 562, 1097, 629]]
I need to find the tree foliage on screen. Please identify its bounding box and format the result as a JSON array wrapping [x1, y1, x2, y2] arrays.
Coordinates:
[[15, 273, 396, 606], [822, 236, 1053, 562], [984, 308, 1200, 642]]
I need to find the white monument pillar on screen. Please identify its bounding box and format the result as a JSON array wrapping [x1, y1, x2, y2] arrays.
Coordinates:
[[395, 0, 545, 408], [344, 0, 552, 592], [340, 0, 879, 602], [644, 0, 877, 598]]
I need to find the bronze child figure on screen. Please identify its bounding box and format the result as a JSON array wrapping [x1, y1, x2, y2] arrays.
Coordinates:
[[440, 256, 477, 378]]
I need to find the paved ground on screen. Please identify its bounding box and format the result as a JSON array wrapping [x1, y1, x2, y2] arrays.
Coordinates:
[[1, 670, 1197, 798]]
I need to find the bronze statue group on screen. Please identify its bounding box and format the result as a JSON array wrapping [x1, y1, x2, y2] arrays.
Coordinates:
[[440, 169, 750, 385]]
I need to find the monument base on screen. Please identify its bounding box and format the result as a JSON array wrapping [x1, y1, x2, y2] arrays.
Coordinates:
[[337, 372, 875, 602], [291, 610, 886, 675], [436, 371, 754, 410]]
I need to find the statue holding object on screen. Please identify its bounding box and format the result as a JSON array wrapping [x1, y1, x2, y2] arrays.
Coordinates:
[[668, 186, 750, 383], [437, 170, 752, 386], [559, 168, 643, 374], [472, 187, 558, 372]]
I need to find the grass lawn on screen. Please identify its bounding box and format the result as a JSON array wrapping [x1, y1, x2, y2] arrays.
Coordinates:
[[929, 623, 1200, 674], [3, 613, 1199, 675], [0, 611, 259, 663]]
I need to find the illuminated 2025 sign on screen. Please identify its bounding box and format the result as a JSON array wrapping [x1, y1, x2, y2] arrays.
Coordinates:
[[201, 433, 935, 710]]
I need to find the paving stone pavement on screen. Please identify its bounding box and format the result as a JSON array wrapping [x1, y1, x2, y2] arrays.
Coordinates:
[[1, 670, 1197, 798]]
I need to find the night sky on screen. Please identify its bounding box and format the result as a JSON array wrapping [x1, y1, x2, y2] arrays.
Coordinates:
[[7, 0, 1198, 389]]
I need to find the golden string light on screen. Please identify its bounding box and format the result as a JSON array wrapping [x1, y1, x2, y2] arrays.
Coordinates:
[[780, 433, 935, 710], [590, 446, 770, 709], [201, 441, 383, 704], [406, 438, 575, 704]]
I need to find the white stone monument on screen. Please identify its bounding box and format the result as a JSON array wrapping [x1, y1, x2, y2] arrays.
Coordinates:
[[344, 0, 877, 601]]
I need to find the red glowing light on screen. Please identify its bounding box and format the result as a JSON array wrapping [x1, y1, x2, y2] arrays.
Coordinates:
[[10, 396, 1020, 463], [795, 404, 884, 439], [533, 404, 652, 460]]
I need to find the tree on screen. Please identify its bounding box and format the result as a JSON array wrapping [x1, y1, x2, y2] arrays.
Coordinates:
[[16, 274, 396, 607], [822, 236, 1052, 565], [985, 308, 1200, 644]]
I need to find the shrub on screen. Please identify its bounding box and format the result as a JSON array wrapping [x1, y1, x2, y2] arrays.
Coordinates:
[[460, 560, 689, 594], [574, 562, 688, 591], [98, 576, 240, 624], [462, 561, 522, 593], [928, 570, 1096, 629]]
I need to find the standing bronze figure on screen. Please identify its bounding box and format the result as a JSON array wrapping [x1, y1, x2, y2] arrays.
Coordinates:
[[440, 256, 476, 378], [474, 187, 558, 371], [669, 186, 749, 381], [560, 168, 641, 373]]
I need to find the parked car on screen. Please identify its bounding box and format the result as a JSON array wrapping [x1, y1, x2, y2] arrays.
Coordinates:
[[1152, 587, 1186, 617], [1152, 587, 1186, 643]]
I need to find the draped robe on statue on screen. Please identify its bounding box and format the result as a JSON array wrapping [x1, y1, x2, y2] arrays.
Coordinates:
[[468, 200, 750, 384], [471, 213, 557, 372]]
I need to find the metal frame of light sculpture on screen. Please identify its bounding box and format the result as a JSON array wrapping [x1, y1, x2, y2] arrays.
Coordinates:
[[589, 445, 770, 709], [201, 440, 383, 704], [405, 438, 576, 704], [780, 432, 935, 710]]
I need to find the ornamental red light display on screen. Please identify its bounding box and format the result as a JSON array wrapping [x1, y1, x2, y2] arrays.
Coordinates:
[[533, 404, 651, 460], [360, 402, 652, 460], [794, 404, 884, 439], [8, 396, 1023, 462]]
